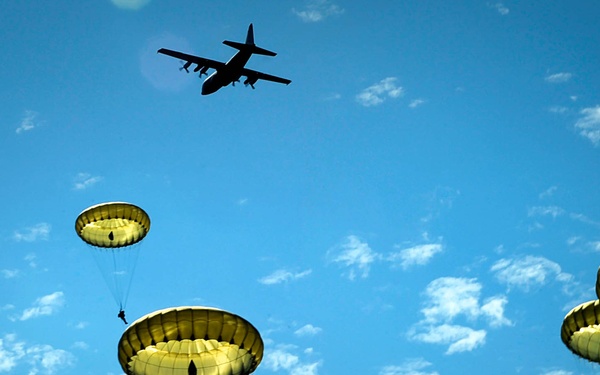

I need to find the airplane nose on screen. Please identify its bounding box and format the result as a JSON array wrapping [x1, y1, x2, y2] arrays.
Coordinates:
[[201, 79, 217, 95]]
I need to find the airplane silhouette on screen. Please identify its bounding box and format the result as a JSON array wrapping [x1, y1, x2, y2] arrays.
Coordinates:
[[158, 24, 291, 95]]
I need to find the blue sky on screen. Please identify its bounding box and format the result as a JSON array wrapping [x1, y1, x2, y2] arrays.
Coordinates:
[[1, 0, 600, 374]]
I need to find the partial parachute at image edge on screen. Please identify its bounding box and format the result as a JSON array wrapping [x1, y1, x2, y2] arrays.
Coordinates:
[[561, 267, 600, 363], [561, 299, 600, 362], [117, 306, 264, 375]]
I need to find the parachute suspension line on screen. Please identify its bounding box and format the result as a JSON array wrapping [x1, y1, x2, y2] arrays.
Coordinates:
[[111, 249, 122, 308], [120, 243, 141, 309]]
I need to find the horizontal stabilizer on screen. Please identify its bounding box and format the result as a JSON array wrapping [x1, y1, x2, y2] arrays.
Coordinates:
[[222, 40, 277, 56]]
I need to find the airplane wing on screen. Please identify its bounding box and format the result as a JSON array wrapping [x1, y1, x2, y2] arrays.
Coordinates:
[[157, 48, 226, 70], [242, 68, 292, 86]]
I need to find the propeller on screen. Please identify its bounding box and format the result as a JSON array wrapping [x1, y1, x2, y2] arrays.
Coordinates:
[[179, 61, 192, 73], [197, 66, 209, 77], [244, 77, 258, 89]]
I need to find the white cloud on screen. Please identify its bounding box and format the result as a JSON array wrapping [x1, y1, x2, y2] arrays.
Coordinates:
[[111, 0, 150, 10], [259, 269, 312, 285], [356, 77, 404, 107], [1, 269, 19, 279], [73, 322, 89, 330], [71, 341, 89, 350], [15, 110, 38, 134], [380, 358, 439, 375], [387, 244, 443, 270], [73, 172, 103, 190], [0, 334, 22, 372], [264, 345, 321, 375], [26, 344, 76, 374], [293, 0, 344, 22], [548, 106, 568, 114], [13, 223, 51, 242], [329, 235, 379, 280], [527, 206, 565, 218], [545, 72, 572, 83], [539, 186, 558, 199], [323, 93, 341, 101], [541, 370, 573, 375], [490, 3, 509, 15], [0, 334, 74, 374], [409, 277, 511, 353], [19, 291, 65, 321], [24, 253, 37, 268], [491, 255, 572, 292], [569, 212, 600, 227], [480, 296, 512, 327], [410, 324, 486, 354], [294, 324, 322, 337], [409, 99, 426, 108], [575, 105, 600, 146], [422, 278, 483, 322]]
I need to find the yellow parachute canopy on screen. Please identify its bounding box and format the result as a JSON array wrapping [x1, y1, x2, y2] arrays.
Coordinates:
[[75, 202, 150, 248], [118, 306, 264, 375], [561, 300, 600, 362], [561, 267, 600, 363]]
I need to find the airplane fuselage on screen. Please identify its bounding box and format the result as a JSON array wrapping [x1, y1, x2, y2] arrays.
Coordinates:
[[201, 50, 252, 95]]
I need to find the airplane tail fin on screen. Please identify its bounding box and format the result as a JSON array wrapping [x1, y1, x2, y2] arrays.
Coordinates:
[[222, 23, 277, 56]]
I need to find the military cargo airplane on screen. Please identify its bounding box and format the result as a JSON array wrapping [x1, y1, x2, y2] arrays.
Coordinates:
[[158, 24, 291, 95]]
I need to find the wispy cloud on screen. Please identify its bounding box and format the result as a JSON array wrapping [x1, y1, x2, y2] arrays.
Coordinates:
[[380, 358, 439, 375], [13, 223, 51, 242], [71, 341, 89, 350], [0, 334, 75, 374], [489, 3, 509, 15], [387, 244, 443, 270], [356, 77, 404, 107], [411, 324, 487, 354], [491, 255, 573, 292], [409, 99, 426, 109], [408, 277, 511, 354], [541, 370, 573, 375], [548, 106, 568, 114], [293, 0, 344, 22], [294, 324, 322, 337], [545, 72, 573, 83], [264, 344, 321, 375], [421, 187, 461, 223], [259, 269, 312, 285], [24, 253, 37, 268], [1, 269, 19, 279], [72, 322, 89, 330], [539, 186, 558, 200], [18, 291, 65, 321], [73, 172, 103, 190], [110, 0, 150, 10], [323, 92, 342, 101], [574, 105, 600, 146], [569, 212, 600, 227], [329, 235, 380, 280], [15, 110, 38, 134], [527, 206, 565, 218]]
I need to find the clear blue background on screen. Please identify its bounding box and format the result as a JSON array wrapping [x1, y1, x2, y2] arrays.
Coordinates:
[[1, 1, 600, 374]]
